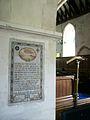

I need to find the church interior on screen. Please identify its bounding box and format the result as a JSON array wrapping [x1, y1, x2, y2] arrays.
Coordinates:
[[0, 0, 90, 120], [56, 0, 90, 120]]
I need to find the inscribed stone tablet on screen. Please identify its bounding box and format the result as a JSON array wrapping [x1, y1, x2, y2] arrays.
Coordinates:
[[9, 39, 44, 103]]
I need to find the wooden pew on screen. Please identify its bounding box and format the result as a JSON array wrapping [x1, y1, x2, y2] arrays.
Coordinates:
[[56, 55, 90, 112], [56, 76, 74, 111]]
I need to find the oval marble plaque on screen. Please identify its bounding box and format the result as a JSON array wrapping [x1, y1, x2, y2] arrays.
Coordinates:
[[19, 48, 37, 62]]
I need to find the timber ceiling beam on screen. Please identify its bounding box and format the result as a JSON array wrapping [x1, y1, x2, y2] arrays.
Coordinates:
[[60, 8, 67, 20], [69, 0, 80, 14], [67, 1, 75, 16], [85, 0, 90, 10], [79, 0, 85, 12], [63, 4, 71, 17], [56, 0, 90, 25]]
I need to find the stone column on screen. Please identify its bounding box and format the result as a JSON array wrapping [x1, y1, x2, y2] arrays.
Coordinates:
[[0, 23, 62, 120]]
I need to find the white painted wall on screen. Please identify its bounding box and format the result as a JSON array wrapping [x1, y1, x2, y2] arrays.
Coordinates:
[[0, 0, 58, 31], [56, 13, 90, 56], [0, 0, 62, 120], [0, 23, 61, 120]]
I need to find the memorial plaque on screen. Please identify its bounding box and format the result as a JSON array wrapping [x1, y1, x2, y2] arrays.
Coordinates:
[[9, 39, 44, 103]]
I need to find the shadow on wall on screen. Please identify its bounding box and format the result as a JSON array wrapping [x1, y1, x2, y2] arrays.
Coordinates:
[[77, 45, 90, 55]]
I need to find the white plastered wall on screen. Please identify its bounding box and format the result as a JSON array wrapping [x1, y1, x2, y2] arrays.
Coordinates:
[[0, 23, 62, 120], [0, 0, 58, 31]]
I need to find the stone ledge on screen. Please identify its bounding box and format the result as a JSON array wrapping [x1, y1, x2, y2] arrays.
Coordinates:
[[0, 21, 62, 40]]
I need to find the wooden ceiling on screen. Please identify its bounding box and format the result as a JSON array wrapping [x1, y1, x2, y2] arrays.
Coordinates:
[[56, 0, 90, 25]]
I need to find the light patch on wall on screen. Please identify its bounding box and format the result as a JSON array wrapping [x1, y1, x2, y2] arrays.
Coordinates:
[[56, 53, 60, 57]]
